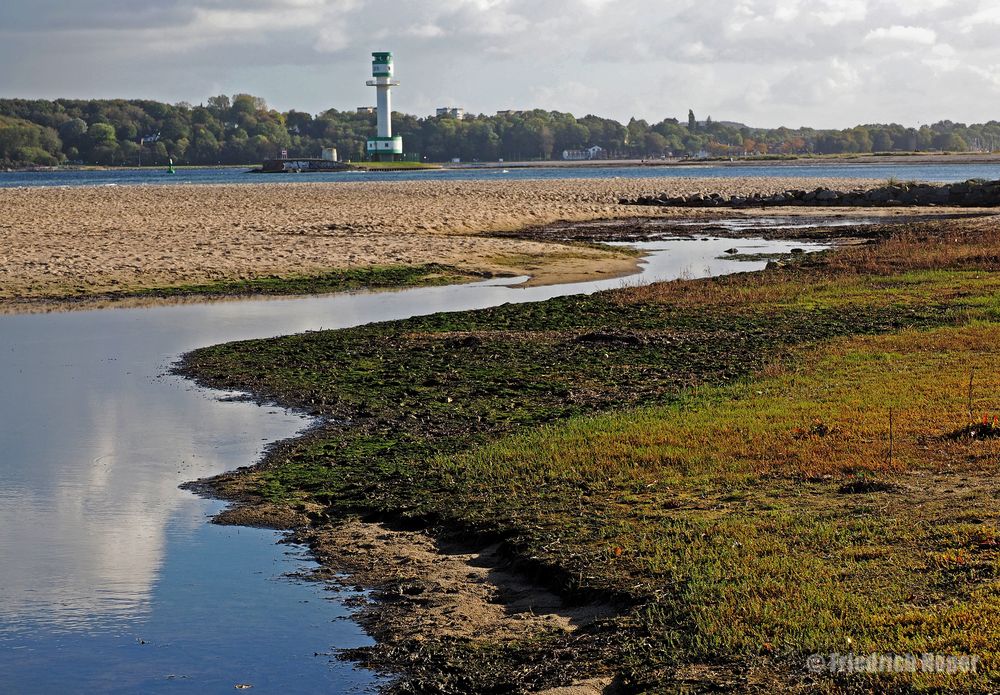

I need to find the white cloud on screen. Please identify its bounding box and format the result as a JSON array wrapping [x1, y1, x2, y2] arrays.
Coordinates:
[[959, 4, 1000, 28], [923, 42, 960, 71], [403, 23, 447, 38], [0, 0, 999, 128], [813, 0, 867, 25], [865, 25, 937, 44], [890, 0, 952, 16]]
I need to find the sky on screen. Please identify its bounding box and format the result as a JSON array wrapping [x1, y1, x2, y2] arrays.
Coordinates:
[[0, 0, 997, 129]]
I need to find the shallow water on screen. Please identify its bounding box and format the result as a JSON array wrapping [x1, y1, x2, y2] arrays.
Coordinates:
[[0, 235, 825, 693], [1, 161, 999, 188]]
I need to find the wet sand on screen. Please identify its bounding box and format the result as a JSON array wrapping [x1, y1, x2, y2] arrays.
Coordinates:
[[0, 177, 880, 308], [214, 496, 620, 693]]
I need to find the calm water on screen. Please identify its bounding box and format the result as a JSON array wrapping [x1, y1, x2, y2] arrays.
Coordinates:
[[0, 236, 824, 693], [1, 161, 999, 188]]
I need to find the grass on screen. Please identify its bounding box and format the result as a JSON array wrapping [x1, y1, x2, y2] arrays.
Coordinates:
[[181, 213, 1000, 692], [456, 324, 1000, 690], [104, 263, 476, 300]]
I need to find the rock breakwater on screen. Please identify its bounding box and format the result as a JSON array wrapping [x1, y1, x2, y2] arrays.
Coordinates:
[[625, 179, 1000, 208]]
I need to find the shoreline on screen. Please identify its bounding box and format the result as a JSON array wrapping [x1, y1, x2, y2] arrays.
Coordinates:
[[4, 202, 991, 317], [0, 252, 647, 316], [190, 463, 622, 694], [7, 202, 972, 316], [0, 177, 884, 313], [451, 151, 1000, 170], [8, 151, 1000, 175], [0, 263, 490, 315], [174, 211, 966, 692]]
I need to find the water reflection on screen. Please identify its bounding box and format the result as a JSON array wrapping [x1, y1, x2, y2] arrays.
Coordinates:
[[0, 236, 824, 691]]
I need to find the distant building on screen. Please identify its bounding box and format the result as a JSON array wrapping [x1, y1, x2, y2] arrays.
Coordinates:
[[436, 107, 465, 120], [321, 147, 339, 162], [562, 145, 605, 161], [356, 106, 376, 114]]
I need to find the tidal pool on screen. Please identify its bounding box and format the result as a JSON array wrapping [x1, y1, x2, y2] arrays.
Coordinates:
[[0, 233, 825, 693]]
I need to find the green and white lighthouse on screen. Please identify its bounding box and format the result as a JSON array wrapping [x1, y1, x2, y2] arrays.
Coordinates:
[[366, 52, 403, 161]]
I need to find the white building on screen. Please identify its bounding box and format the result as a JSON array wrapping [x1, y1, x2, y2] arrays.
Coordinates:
[[436, 107, 465, 120], [562, 145, 605, 161]]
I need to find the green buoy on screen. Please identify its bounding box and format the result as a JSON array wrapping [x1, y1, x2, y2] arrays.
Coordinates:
[[167, 157, 175, 174]]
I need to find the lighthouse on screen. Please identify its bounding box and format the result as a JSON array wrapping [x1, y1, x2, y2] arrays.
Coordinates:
[[365, 52, 403, 161]]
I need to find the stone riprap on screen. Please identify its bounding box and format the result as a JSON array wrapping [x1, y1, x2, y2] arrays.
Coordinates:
[[624, 179, 1000, 208]]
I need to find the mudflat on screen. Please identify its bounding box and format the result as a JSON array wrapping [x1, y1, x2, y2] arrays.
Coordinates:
[[181, 212, 1000, 692], [0, 177, 879, 307]]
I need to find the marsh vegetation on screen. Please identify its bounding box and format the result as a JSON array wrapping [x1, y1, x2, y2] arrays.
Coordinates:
[[183, 214, 1000, 692]]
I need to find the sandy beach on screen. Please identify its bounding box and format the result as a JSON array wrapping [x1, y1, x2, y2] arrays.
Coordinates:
[[0, 177, 881, 308]]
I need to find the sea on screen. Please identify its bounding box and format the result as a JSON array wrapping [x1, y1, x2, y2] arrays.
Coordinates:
[[2, 161, 999, 189]]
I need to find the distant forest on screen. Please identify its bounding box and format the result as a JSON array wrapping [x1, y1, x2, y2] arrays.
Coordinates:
[[1, 94, 998, 167]]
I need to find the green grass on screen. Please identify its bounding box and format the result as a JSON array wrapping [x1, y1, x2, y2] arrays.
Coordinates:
[[180, 218, 1000, 691], [109, 263, 475, 300], [440, 324, 1000, 686]]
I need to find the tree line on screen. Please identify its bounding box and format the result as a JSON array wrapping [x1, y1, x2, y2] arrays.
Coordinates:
[[1, 95, 998, 167]]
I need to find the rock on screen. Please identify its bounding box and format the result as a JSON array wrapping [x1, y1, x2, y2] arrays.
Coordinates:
[[621, 178, 1000, 209]]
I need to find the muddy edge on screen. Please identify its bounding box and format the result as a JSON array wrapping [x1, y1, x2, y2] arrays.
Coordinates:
[[177, 208, 992, 693]]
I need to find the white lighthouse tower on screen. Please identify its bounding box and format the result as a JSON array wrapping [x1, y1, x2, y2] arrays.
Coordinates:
[[365, 52, 403, 161]]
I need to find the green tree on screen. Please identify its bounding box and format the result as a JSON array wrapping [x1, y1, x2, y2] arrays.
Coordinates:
[[626, 117, 649, 150], [87, 123, 117, 145], [642, 131, 669, 155], [936, 132, 969, 152], [58, 118, 87, 143], [119, 140, 141, 165], [871, 130, 893, 152], [206, 95, 231, 118], [0, 118, 64, 165]]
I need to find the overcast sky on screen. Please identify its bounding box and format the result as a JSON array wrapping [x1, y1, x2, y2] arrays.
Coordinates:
[[0, 0, 997, 129]]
